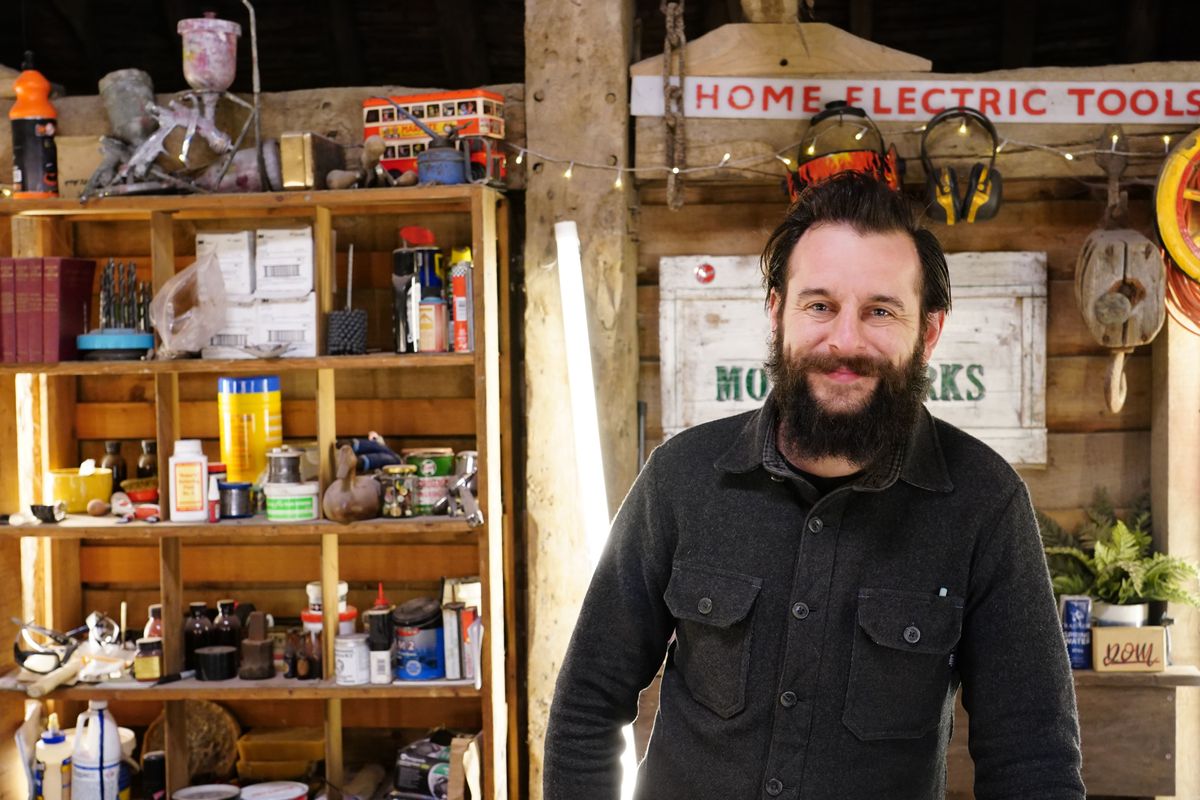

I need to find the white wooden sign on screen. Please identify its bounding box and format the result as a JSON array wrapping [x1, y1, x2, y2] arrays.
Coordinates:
[[632, 76, 1200, 124], [659, 252, 1047, 466]]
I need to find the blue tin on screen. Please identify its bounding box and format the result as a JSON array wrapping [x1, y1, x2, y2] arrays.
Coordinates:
[[392, 596, 446, 680], [1059, 594, 1092, 669]]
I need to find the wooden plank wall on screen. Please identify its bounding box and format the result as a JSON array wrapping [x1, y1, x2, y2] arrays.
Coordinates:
[[636, 180, 1154, 520]]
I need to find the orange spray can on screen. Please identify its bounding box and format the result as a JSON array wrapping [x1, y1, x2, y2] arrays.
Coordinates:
[[9, 53, 58, 198]]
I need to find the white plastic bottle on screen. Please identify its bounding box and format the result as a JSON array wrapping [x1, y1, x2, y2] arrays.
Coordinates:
[[34, 712, 72, 800], [71, 700, 121, 800], [168, 439, 208, 522]]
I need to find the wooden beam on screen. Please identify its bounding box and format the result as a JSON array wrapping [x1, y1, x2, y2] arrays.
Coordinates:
[[630, 22, 932, 76], [525, 0, 638, 796], [1151, 315, 1200, 800], [323, 0, 365, 86], [436, 0, 492, 88], [1001, 0, 1037, 69], [739, 0, 798, 24]]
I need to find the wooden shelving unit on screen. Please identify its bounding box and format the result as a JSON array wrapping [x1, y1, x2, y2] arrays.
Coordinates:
[[0, 185, 514, 799]]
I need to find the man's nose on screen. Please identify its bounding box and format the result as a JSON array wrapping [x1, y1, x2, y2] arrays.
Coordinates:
[[826, 309, 867, 352]]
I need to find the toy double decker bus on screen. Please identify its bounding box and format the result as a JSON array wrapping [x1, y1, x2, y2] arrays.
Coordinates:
[[362, 89, 507, 182]]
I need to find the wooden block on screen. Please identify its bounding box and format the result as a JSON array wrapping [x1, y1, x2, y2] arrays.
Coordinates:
[[1092, 625, 1167, 672]]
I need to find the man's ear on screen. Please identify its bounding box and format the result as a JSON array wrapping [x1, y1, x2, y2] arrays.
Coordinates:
[[768, 290, 780, 336], [921, 310, 946, 361]]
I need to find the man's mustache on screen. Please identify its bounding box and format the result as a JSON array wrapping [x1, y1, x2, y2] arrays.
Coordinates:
[[794, 352, 888, 377]]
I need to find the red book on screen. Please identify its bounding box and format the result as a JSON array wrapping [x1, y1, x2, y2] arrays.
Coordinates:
[[42, 258, 96, 362], [14, 257, 43, 363], [458, 605, 478, 680], [0, 258, 15, 363]]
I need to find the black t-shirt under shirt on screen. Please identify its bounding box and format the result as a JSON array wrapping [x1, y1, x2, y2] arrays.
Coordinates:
[[783, 458, 860, 497]]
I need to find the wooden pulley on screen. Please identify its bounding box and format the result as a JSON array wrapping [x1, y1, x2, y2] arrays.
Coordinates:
[[1075, 127, 1166, 414]]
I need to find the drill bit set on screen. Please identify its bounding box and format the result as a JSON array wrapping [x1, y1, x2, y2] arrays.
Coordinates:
[[75, 258, 157, 361], [98, 259, 152, 333]]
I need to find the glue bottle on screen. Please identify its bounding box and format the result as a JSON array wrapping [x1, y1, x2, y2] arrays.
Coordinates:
[[71, 700, 121, 800], [34, 712, 72, 800], [9, 51, 58, 199]]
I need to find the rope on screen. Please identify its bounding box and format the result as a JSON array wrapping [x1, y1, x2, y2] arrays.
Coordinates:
[[661, 0, 686, 210]]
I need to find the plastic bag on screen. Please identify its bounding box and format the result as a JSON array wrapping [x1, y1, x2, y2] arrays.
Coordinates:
[[149, 251, 227, 356]]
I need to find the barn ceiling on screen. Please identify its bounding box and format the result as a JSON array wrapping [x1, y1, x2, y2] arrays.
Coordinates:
[[0, 0, 1196, 98]]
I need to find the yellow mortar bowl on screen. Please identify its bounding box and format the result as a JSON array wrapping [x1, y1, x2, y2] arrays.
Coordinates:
[[48, 468, 114, 513]]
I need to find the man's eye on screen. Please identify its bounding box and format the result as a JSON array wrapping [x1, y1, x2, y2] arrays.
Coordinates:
[[869, 307, 893, 318], [806, 302, 830, 313]]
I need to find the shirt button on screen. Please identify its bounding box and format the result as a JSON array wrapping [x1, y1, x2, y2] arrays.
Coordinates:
[[780, 690, 798, 708], [770, 474, 784, 482], [807, 517, 824, 533], [698, 597, 713, 615], [765, 778, 784, 796], [791, 602, 810, 620], [904, 625, 922, 644]]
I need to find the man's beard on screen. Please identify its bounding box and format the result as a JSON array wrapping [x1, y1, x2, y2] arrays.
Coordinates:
[[765, 326, 931, 469]]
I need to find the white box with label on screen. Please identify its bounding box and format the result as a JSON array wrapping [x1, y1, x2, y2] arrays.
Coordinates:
[[257, 292, 317, 357], [196, 231, 255, 299], [202, 300, 261, 359], [255, 226, 314, 298]]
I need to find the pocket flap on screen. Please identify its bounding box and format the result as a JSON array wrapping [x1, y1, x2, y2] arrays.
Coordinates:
[[856, 588, 963, 654], [665, 562, 762, 628]]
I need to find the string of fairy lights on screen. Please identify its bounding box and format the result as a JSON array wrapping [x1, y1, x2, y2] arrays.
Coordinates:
[[504, 120, 1183, 188]]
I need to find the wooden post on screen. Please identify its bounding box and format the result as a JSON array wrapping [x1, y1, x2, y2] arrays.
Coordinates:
[[524, 1, 638, 796], [739, 0, 798, 22], [1151, 315, 1200, 800]]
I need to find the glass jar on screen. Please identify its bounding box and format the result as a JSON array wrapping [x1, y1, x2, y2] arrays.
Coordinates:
[[381, 464, 417, 518], [137, 439, 158, 479], [213, 599, 242, 649], [101, 440, 127, 486], [133, 637, 163, 682], [144, 603, 163, 638], [184, 601, 213, 671]]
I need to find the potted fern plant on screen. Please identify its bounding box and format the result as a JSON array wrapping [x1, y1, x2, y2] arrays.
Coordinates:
[[1038, 491, 1200, 626]]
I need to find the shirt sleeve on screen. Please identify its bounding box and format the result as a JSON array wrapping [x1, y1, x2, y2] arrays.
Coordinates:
[[542, 448, 679, 800], [959, 482, 1086, 800]]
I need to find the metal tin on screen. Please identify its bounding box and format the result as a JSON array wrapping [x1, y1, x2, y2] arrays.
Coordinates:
[[381, 464, 417, 518], [266, 446, 302, 484], [217, 480, 253, 518], [263, 482, 319, 521], [392, 596, 445, 680], [1059, 594, 1092, 670], [334, 633, 370, 685]]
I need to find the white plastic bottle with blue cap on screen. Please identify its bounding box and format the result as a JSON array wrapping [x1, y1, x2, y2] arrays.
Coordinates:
[[71, 700, 121, 800], [34, 712, 72, 800]]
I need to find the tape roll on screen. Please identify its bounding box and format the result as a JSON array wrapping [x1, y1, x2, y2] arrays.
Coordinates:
[[195, 645, 238, 681]]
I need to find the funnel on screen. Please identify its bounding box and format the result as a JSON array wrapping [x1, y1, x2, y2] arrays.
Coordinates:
[[178, 14, 242, 93]]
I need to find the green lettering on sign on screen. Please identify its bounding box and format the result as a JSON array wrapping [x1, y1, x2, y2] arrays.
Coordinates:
[[939, 363, 964, 401], [926, 366, 939, 401], [746, 368, 769, 401], [716, 366, 743, 401], [965, 364, 986, 400]]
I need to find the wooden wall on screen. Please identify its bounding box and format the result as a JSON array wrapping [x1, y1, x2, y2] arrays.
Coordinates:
[[636, 180, 1155, 522]]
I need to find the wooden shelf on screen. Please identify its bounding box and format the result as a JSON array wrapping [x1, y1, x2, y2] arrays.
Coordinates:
[[1, 514, 477, 541], [0, 184, 498, 221], [0, 352, 474, 376], [1072, 663, 1200, 688], [0, 671, 479, 701]]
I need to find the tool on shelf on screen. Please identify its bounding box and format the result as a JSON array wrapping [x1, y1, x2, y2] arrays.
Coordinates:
[[77, 258, 156, 360], [327, 244, 368, 355]]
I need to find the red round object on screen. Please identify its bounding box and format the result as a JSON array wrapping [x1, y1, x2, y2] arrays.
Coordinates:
[[694, 263, 715, 284], [1166, 256, 1200, 336]]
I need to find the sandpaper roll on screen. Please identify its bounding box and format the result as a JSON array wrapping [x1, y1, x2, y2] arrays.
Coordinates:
[[196, 645, 238, 681]]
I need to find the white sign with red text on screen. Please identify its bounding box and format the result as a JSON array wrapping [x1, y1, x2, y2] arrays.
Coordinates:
[[632, 76, 1200, 124]]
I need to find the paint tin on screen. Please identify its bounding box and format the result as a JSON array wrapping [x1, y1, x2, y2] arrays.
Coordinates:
[[218, 481, 253, 518], [1059, 594, 1092, 670], [334, 633, 370, 685], [238, 782, 309, 800], [406, 450, 454, 515], [392, 596, 445, 680], [264, 482, 319, 521], [266, 446, 302, 484]]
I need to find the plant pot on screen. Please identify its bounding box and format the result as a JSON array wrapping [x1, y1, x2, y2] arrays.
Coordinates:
[[1092, 601, 1149, 627]]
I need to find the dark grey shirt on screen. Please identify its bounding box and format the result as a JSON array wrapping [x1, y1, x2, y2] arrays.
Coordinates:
[[544, 397, 1084, 800]]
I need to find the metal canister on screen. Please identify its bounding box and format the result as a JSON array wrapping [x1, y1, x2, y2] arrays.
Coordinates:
[[1059, 594, 1092, 670], [406, 450, 454, 515], [392, 596, 445, 680], [266, 446, 302, 484], [381, 464, 417, 518]]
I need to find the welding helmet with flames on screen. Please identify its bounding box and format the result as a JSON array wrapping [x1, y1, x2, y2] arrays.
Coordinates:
[[786, 101, 902, 202]]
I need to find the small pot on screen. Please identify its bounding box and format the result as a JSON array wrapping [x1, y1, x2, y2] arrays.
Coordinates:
[[1092, 601, 1149, 627]]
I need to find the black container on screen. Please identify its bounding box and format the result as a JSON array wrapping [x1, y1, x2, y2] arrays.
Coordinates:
[[101, 440, 127, 486], [184, 601, 213, 671], [137, 439, 157, 479], [213, 599, 243, 652]]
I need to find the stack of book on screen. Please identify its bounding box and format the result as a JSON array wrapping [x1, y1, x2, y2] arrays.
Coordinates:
[[0, 257, 96, 364]]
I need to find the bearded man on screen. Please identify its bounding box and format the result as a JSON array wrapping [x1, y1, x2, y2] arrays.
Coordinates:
[[543, 172, 1084, 800]]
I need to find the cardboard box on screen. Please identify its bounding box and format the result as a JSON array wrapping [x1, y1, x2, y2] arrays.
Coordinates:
[[197, 231, 255, 299], [1091, 625, 1166, 672], [257, 293, 317, 358], [255, 227, 314, 298], [203, 300, 260, 359]]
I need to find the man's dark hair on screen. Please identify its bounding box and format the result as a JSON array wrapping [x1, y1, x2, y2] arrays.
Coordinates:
[[761, 171, 951, 315]]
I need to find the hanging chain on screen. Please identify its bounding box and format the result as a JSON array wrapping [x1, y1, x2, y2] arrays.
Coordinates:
[[662, 0, 687, 210]]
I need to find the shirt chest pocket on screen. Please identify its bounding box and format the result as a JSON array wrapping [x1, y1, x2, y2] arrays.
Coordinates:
[[664, 562, 762, 719], [843, 587, 963, 741]]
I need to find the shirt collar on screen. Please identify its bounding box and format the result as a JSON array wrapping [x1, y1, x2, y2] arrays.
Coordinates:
[[713, 393, 954, 494]]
